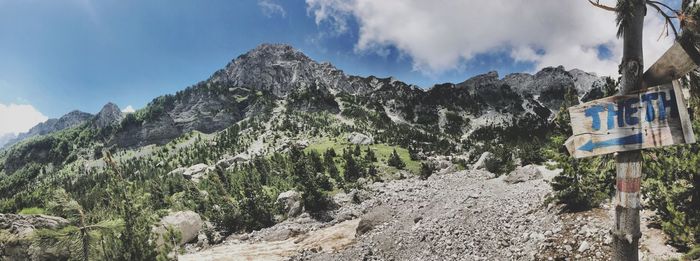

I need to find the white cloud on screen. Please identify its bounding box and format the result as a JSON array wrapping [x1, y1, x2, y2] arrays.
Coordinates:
[[122, 105, 135, 113], [259, 0, 287, 18], [0, 103, 48, 136], [306, 0, 675, 77]]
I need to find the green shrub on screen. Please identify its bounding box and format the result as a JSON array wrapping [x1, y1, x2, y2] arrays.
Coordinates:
[[644, 141, 700, 249], [483, 145, 515, 176], [419, 162, 435, 180], [18, 207, 45, 215], [550, 154, 615, 211], [387, 149, 406, 170]]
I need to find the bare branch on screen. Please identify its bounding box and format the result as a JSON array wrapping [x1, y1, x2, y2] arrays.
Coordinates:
[[588, 0, 617, 12], [647, 1, 680, 38], [647, 0, 680, 15]]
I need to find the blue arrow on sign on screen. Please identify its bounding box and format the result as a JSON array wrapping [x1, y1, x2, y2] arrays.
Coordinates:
[[578, 133, 644, 152]]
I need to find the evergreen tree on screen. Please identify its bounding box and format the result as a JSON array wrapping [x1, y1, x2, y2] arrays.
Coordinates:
[[234, 167, 273, 230], [343, 151, 362, 182], [291, 148, 329, 213], [364, 147, 377, 162], [325, 154, 344, 189], [353, 144, 361, 157], [309, 150, 325, 174], [324, 148, 336, 158], [37, 189, 124, 261], [387, 149, 406, 170], [367, 164, 378, 179]]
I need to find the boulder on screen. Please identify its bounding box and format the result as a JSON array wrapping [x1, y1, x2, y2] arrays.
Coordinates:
[[332, 189, 369, 206], [295, 139, 309, 148], [167, 167, 187, 177], [215, 155, 237, 171], [346, 132, 373, 145], [333, 192, 353, 206], [232, 153, 250, 163], [472, 152, 494, 170], [276, 190, 303, 218], [504, 165, 543, 184], [169, 164, 214, 183], [152, 211, 204, 247], [0, 214, 71, 261]]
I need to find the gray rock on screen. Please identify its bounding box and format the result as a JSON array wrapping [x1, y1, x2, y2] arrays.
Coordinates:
[[472, 152, 494, 171], [277, 190, 303, 218], [347, 132, 374, 145], [504, 165, 543, 184], [182, 164, 213, 183], [578, 241, 590, 253], [168, 167, 188, 177], [152, 211, 204, 247], [215, 155, 237, 170], [0, 214, 71, 261]]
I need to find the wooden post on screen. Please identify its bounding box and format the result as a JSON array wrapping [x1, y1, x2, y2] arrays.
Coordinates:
[[612, 0, 645, 260]]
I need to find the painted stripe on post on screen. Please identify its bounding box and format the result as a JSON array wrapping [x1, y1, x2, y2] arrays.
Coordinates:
[[616, 177, 641, 193]]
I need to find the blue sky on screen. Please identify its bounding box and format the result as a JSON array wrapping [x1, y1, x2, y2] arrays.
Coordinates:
[[0, 0, 679, 135]]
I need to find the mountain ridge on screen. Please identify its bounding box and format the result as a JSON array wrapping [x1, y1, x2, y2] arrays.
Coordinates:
[[1, 43, 612, 175]]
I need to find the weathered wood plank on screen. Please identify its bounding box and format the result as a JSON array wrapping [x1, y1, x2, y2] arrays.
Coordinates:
[[672, 80, 696, 144], [643, 41, 700, 88]]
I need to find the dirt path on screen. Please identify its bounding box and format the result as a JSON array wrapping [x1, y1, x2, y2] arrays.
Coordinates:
[[180, 167, 681, 260]]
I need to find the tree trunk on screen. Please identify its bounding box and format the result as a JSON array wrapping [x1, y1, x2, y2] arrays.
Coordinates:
[[613, 1, 646, 260]]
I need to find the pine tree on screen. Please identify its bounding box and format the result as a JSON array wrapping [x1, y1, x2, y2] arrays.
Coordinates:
[[36, 189, 124, 261], [309, 150, 325, 174], [387, 149, 406, 170], [364, 147, 377, 162], [324, 148, 337, 158], [325, 153, 344, 189], [291, 148, 329, 213], [343, 151, 362, 182], [367, 164, 378, 178]]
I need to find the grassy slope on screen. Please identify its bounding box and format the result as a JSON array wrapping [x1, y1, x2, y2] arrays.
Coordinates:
[[305, 137, 420, 174]]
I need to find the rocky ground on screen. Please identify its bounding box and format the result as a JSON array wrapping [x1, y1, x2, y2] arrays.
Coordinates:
[[179, 166, 682, 261]]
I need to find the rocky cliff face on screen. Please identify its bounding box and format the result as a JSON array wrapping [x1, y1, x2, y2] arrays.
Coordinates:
[[209, 44, 378, 96], [109, 84, 258, 147]]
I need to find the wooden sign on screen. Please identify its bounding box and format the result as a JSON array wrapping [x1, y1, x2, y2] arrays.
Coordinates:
[[565, 81, 695, 158], [643, 41, 700, 88]]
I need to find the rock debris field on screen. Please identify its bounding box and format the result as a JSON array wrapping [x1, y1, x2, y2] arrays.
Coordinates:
[[180, 166, 680, 261]]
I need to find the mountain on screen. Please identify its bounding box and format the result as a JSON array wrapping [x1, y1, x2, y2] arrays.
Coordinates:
[[0, 43, 624, 260], [2, 110, 93, 149], [94, 102, 124, 129], [209, 44, 377, 96], [0, 133, 16, 148], [0, 43, 610, 176]]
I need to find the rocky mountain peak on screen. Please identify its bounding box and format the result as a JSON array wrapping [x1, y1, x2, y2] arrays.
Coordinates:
[[456, 71, 500, 89], [54, 110, 93, 131], [208, 43, 374, 97], [94, 102, 124, 129]]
